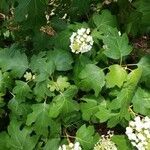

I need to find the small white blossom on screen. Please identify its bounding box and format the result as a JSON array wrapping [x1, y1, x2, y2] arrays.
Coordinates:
[[118, 31, 121, 36], [24, 72, 35, 81], [70, 28, 93, 54], [126, 116, 150, 150], [94, 131, 117, 150], [58, 142, 82, 150], [103, 45, 108, 50]]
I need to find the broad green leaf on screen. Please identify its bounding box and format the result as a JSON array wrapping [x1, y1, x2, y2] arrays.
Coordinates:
[[30, 53, 55, 82], [13, 81, 32, 100], [138, 55, 150, 87], [132, 87, 150, 116], [14, 0, 30, 22], [7, 120, 38, 150], [44, 138, 60, 150], [73, 55, 92, 82], [134, 0, 150, 28], [48, 49, 73, 71], [80, 98, 99, 121], [0, 132, 9, 150], [0, 47, 28, 77], [54, 30, 71, 50], [14, 0, 46, 25], [110, 68, 142, 110], [107, 115, 120, 128], [76, 124, 99, 150], [112, 135, 133, 150], [0, 0, 9, 12], [95, 105, 113, 123], [102, 28, 132, 59], [26, 102, 51, 136], [126, 11, 142, 36], [70, 0, 91, 18], [93, 10, 117, 28], [108, 68, 142, 127], [49, 86, 79, 118], [106, 65, 127, 88], [79, 64, 105, 96], [0, 71, 13, 93], [8, 97, 31, 120], [34, 80, 53, 101]]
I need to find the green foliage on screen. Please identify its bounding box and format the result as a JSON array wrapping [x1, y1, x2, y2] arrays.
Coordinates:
[[0, 46, 28, 77], [106, 65, 127, 88], [76, 125, 99, 150], [79, 64, 105, 96], [112, 135, 133, 150], [49, 86, 79, 118], [80, 98, 99, 121], [132, 87, 150, 116], [0, 0, 149, 149], [93, 10, 117, 28], [102, 28, 132, 59], [7, 120, 38, 150]]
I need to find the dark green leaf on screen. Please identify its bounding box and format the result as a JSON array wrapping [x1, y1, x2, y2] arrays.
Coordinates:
[[7, 120, 38, 150], [76, 124, 99, 150], [80, 98, 99, 121], [0, 47, 28, 77], [79, 64, 105, 96], [49, 86, 79, 118], [132, 87, 150, 116], [102, 28, 132, 59]]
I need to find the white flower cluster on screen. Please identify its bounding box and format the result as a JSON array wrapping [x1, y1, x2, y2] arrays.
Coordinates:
[[58, 142, 82, 150], [126, 116, 150, 150], [70, 28, 94, 54], [94, 131, 117, 150]]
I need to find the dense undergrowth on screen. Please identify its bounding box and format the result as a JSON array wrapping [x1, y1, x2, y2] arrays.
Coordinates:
[[0, 0, 150, 149]]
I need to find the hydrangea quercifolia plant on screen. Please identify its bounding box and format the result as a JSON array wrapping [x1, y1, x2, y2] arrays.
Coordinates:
[[0, 0, 150, 149]]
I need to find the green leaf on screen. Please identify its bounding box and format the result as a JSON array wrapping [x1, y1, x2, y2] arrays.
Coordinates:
[[44, 138, 60, 150], [13, 81, 32, 100], [95, 105, 114, 123], [26, 102, 51, 136], [30, 53, 55, 82], [76, 124, 99, 150], [110, 68, 142, 110], [54, 30, 71, 50], [14, 0, 46, 26], [48, 76, 70, 92], [0, 132, 9, 150], [132, 87, 150, 116], [0, 47, 28, 77], [106, 65, 127, 88], [34, 80, 53, 101], [93, 10, 117, 28], [80, 98, 99, 121], [112, 135, 133, 150], [102, 28, 132, 59], [70, 0, 91, 18], [49, 86, 79, 118], [125, 11, 142, 36], [73, 55, 92, 82], [8, 97, 31, 120], [79, 64, 105, 96], [108, 68, 142, 127], [48, 49, 73, 71], [138, 55, 150, 87], [7, 120, 38, 150], [134, 0, 150, 29], [0, 71, 13, 93]]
